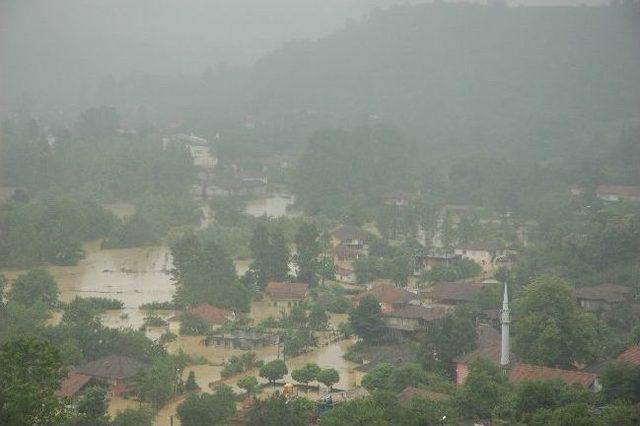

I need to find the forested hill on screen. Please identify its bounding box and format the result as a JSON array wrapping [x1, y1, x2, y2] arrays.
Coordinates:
[[244, 3, 640, 160]]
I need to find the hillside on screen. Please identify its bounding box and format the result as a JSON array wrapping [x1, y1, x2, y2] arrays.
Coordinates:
[[244, 3, 640, 160]]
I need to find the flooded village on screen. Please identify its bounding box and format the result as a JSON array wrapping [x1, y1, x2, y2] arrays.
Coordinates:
[[2, 1, 640, 425]]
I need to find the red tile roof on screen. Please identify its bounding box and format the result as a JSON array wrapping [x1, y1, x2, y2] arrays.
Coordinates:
[[427, 281, 485, 303], [596, 185, 640, 198], [573, 284, 631, 304], [265, 282, 309, 300], [353, 283, 418, 306], [617, 346, 640, 365], [509, 364, 598, 388], [56, 372, 92, 397], [188, 304, 234, 325]]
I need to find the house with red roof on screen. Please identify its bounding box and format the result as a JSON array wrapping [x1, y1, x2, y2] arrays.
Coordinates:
[[617, 345, 640, 365], [265, 282, 309, 305], [56, 372, 92, 398], [73, 355, 146, 396], [352, 282, 420, 313], [330, 225, 368, 250], [424, 281, 489, 306], [188, 304, 235, 325], [509, 364, 601, 391]]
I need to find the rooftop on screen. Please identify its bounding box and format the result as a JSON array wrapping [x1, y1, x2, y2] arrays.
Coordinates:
[[426, 281, 486, 303], [617, 345, 640, 365], [188, 304, 234, 325], [384, 305, 447, 322], [331, 225, 368, 242], [353, 282, 418, 306], [509, 363, 598, 388], [56, 372, 92, 398], [573, 283, 631, 304], [265, 282, 309, 300], [75, 355, 144, 381]]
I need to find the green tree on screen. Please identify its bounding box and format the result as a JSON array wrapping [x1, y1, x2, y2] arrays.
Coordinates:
[[454, 361, 508, 419], [295, 223, 320, 285], [8, 269, 59, 308], [291, 363, 321, 388], [110, 407, 154, 426], [171, 234, 249, 311], [0, 337, 66, 425], [179, 313, 211, 336], [600, 361, 640, 403], [244, 393, 314, 426], [259, 359, 288, 387], [176, 385, 236, 426], [132, 355, 185, 407], [307, 305, 329, 331], [249, 223, 272, 288], [362, 363, 395, 391], [512, 379, 593, 424], [320, 397, 388, 426], [184, 371, 198, 391], [237, 375, 260, 397], [514, 276, 603, 368], [349, 294, 386, 343], [425, 305, 477, 369], [317, 368, 340, 391], [270, 226, 290, 282], [75, 386, 110, 425]]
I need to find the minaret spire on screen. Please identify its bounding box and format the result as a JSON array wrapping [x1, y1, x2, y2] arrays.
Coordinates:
[[500, 282, 511, 369]]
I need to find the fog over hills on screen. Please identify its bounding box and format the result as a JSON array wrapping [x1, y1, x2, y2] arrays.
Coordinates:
[[0, 0, 610, 114]]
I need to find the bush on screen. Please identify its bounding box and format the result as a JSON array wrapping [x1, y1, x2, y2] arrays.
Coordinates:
[[179, 313, 210, 336]]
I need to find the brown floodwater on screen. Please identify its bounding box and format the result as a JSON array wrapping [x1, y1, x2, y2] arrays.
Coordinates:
[[1, 195, 360, 425], [155, 337, 358, 426]]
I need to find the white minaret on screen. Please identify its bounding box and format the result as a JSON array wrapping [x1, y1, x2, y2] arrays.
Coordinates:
[[500, 282, 511, 369]]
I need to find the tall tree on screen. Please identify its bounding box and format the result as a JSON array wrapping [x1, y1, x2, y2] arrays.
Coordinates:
[[0, 337, 66, 425], [270, 225, 290, 282], [259, 360, 288, 387], [171, 234, 249, 311], [8, 269, 59, 308], [514, 276, 603, 368], [349, 294, 386, 343], [176, 385, 236, 426], [294, 223, 320, 285]]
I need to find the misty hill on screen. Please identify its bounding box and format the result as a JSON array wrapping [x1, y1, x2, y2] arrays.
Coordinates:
[[240, 3, 640, 160]]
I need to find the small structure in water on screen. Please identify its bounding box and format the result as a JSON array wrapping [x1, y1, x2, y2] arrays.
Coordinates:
[[204, 330, 278, 350]]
